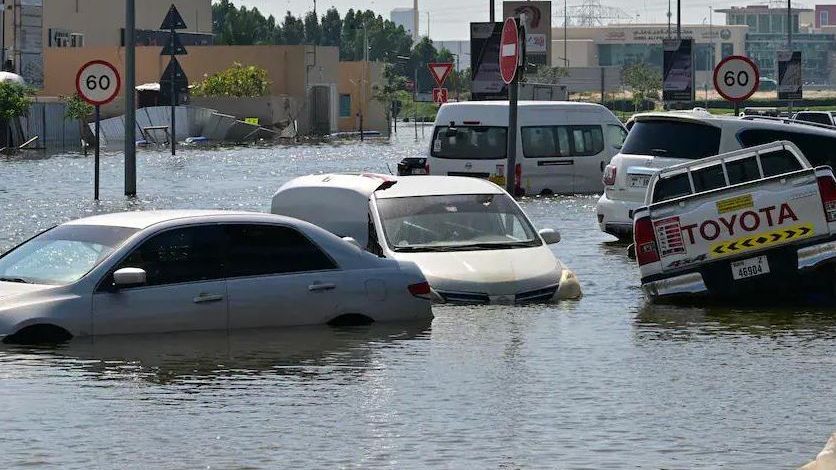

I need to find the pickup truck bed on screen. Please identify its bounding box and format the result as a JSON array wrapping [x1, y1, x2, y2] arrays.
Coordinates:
[[633, 141, 836, 300]]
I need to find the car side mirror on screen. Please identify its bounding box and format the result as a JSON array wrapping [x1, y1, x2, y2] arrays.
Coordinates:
[[113, 267, 147, 288], [341, 236, 362, 249], [539, 228, 561, 245]]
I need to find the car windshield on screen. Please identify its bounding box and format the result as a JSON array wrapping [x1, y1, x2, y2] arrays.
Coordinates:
[[621, 120, 721, 160], [376, 193, 541, 252], [431, 126, 507, 159], [0, 225, 138, 285]]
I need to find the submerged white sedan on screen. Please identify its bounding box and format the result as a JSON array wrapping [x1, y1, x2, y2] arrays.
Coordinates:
[[272, 175, 582, 304], [0, 211, 432, 344]]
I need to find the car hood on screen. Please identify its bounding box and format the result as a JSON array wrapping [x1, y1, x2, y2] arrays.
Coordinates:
[[0, 282, 59, 301], [393, 246, 564, 296]]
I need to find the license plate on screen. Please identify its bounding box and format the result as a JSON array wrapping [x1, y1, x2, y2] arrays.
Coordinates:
[[629, 174, 651, 188], [731, 255, 770, 280], [411, 168, 428, 175], [489, 175, 506, 186]]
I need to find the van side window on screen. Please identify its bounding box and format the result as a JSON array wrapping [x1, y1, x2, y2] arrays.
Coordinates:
[[652, 173, 692, 203], [521, 125, 603, 158], [760, 149, 803, 177], [726, 157, 761, 185], [691, 164, 726, 193], [606, 124, 628, 149]]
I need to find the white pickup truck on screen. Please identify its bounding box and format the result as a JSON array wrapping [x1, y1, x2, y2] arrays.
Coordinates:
[[633, 141, 836, 300]]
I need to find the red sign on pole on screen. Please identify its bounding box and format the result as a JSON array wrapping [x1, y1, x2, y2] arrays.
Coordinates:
[[432, 87, 449, 104], [499, 17, 519, 85], [428, 63, 454, 87]]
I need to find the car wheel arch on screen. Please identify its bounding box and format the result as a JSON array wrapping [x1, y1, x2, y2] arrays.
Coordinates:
[[3, 323, 73, 345], [327, 313, 375, 326]]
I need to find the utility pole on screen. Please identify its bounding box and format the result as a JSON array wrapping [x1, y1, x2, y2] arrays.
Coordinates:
[[788, 0, 792, 48], [426, 11, 430, 37], [360, 22, 368, 141], [564, 0, 568, 67], [125, 0, 136, 197], [677, 0, 681, 39], [490, 0, 494, 22]]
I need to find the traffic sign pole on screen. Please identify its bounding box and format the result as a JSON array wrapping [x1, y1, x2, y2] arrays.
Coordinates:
[[170, 29, 176, 156], [500, 17, 523, 196], [94, 105, 100, 201]]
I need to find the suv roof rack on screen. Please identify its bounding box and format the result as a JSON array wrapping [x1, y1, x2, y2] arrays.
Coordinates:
[[740, 115, 836, 131]]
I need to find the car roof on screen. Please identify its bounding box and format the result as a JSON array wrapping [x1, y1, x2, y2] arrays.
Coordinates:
[[276, 174, 505, 200], [632, 109, 836, 135], [62, 210, 286, 229], [375, 176, 504, 199]]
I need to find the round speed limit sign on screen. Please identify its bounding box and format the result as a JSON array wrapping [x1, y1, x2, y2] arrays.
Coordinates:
[[713, 55, 760, 102], [76, 60, 121, 106]]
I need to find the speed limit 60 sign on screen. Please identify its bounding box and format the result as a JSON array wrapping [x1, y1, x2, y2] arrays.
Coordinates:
[[76, 60, 121, 106], [713, 55, 759, 102]]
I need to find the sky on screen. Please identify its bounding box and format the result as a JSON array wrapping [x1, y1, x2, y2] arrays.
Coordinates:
[[236, 0, 759, 40]]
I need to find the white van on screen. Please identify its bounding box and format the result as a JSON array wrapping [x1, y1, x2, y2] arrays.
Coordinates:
[[427, 101, 628, 195]]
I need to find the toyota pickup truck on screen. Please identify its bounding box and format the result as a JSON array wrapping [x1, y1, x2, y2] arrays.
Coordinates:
[[632, 141, 836, 300]]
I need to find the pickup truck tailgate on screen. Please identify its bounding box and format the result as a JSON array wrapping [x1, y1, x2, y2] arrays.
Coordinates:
[[646, 169, 830, 274]]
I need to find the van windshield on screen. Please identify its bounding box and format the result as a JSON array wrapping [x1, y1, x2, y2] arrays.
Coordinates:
[[376, 194, 541, 252], [621, 120, 721, 160], [431, 126, 507, 160]]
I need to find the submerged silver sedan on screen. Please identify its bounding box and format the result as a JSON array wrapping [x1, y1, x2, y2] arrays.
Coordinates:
[[0, 210, 432, 343]]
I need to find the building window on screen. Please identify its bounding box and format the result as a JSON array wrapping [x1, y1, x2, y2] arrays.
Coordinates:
[[821, 10, 829, 26], [721, 43, 734, 59], [339, 94, 352, 117]]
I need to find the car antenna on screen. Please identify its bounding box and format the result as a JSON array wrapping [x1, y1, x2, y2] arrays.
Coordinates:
[[385, 162, 394, 175]]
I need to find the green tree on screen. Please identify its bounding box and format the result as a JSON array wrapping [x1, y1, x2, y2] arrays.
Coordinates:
[[282, 11, 304, 45], [303, 11, 321, 45], [191, 63, 271, 97], [0, 82, 33, 148], [320, 8, 342, 46], [622, 63, 661, 111], [61, 93, 94, 150]]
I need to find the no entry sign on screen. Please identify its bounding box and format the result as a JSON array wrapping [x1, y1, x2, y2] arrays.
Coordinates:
[[76, 60, 121, 106], [713, 55, 760, 102], [499, 17, 519, 85]]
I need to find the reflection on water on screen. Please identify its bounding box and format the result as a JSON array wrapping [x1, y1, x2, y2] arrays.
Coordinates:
[[2, 323, 431, 385], [0, 133, 834, 468]]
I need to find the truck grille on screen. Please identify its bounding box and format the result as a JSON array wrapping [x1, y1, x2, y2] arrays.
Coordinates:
[[514, 285, 558, 304]]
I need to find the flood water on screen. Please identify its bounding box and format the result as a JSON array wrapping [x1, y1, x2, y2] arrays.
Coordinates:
[[1, 131, 834, 468]]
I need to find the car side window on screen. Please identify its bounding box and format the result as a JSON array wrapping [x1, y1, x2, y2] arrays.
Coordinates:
[[738, 129, 836, 168], [726, 156, 761, 185], [225, 224, 337, 277], [115, 225, 226, 286]]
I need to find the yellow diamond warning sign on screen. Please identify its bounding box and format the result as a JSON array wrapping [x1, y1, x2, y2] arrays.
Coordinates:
[[709, 223, 815, 258]]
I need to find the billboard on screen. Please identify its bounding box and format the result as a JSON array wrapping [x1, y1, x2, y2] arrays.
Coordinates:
[[502, 1, 551, 67], [470, 22, 507, 100], [662, 39, 694, 102], [777, 51, 802, 101]]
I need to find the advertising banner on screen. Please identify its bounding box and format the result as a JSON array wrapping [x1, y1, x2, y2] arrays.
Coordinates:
[[502, 1, 551, 66], [663, 39, 694, 102], [777, 51, 802, 101], [470, 22, 507, 100]]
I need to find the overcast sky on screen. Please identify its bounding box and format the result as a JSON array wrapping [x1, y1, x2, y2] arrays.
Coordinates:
[[236, 0, 751, 40]]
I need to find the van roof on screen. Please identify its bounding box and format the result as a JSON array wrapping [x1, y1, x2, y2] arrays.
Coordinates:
[[275, 174, 504, 200], [438, 101, 608, 112]]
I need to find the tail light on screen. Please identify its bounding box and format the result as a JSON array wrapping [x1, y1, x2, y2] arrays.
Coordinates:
[[515, 163, 522, 189], [408, 281, 432, 299], [634, 216, 660, 266], [602, 165, 617, 186], [817, 173, 836, 223], [424, 161, 430, 174]]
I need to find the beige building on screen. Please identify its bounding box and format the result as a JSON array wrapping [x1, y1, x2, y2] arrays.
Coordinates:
[[337, 61, 388, 135], [552, 24, 749, 87]]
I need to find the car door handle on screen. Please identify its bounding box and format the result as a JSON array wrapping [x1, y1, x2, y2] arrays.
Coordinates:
[[308, 282, 336, 292], [193, 293, 224, 303]]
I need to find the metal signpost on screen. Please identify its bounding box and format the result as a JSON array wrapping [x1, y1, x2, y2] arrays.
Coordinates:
[[76, 60, 122, 201], [160, 4, 188, 156], [499, 17, 524, 196], [713, 55, 760, 116], [428, 62, 453, 105]]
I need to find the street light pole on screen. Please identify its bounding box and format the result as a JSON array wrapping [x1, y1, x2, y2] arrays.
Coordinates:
[[564, 0, 568, 68], [677, 0, 681, 39], [125, 0, 137, 197]]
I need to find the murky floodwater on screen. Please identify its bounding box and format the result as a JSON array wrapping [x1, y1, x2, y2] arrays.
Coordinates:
[[1, 131, 834, 468]]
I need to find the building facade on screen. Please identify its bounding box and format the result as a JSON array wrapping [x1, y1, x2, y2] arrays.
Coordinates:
[[551, 24, 748, 88], [390, 7, 418, 42], [718, 5, 836, 84]]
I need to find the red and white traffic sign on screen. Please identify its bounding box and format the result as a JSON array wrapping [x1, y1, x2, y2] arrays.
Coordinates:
[[432, 87, 449, 104], [76, 60, 121, 106], [713, 55, 760, 102], [428, 63, 453, 87], [499, 17, 520, 85]]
